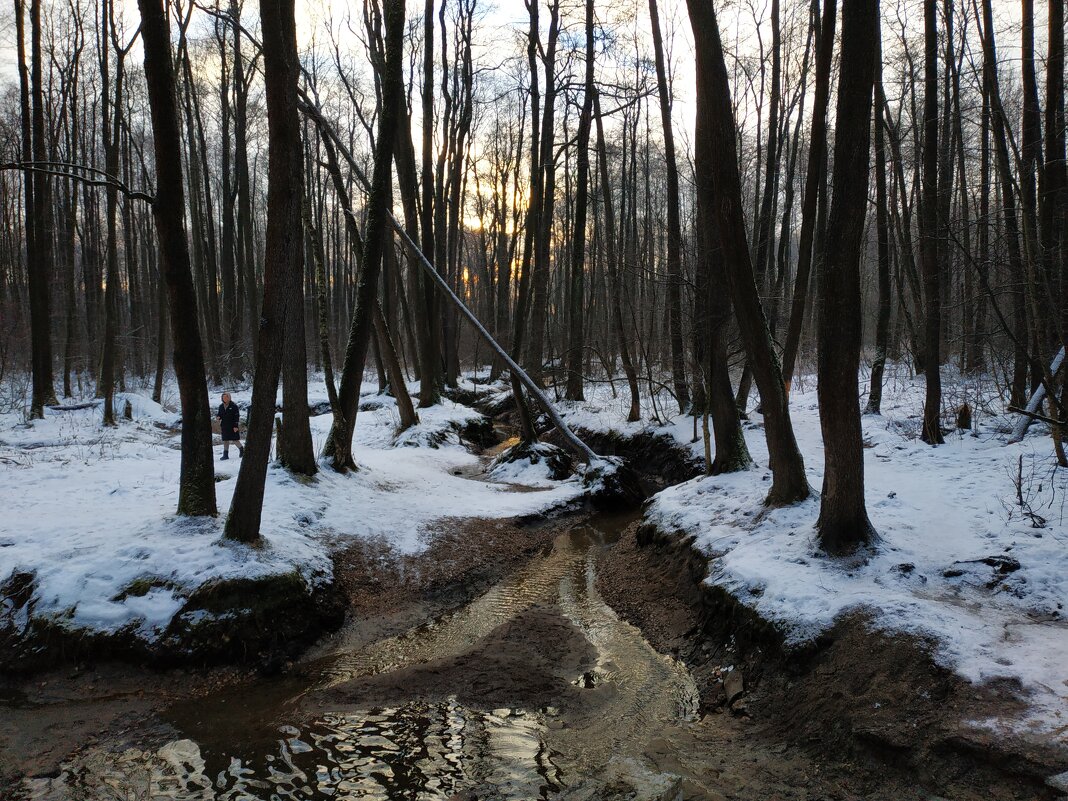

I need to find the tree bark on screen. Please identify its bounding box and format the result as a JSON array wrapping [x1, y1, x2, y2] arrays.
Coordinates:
[[418, 0, 442, 407], [526, 0, 561, 383], [866, 56, 892, 416], [136, 0, 217, 516], [323, 0, 406, 470], [816, 0, 879, 555], [565, 0, 595, 402], [686, 0, 809, 505], [303, 195, 340, 416], [276, 51, 315, 476], [648, 0, 689, 413], [781, 0, 836, 392], [920, 0, 944, 444], [593, 92, 641, 423], [1044, 0, 1067, 352], [225, 0, 313, 541], [693, 116, 752, 474], [26, 0, 57, 417]]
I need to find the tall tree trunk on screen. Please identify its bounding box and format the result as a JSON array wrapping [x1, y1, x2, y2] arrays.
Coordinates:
[[323, 0, 405, 470], [648, 0, 689, 413], [136, 0, 217, 516], [867, 58, 892, 415], [303, 196, 340, 415], [301, 101, 419, 433], [62, 178, 78, 398], [692, 100, 752, 474], [686, 0, 809, 506], [418, 0, 442, 407], [1044, 0, 1067, 351], [920, 0, 944, 444], [593, 92, 641, 423], [968, 75, 990, 375], [507, 0, 543, 441], [180, 44, 224, 382], [15, 0, 38, 413], [781, 0, 836, 392], [99, 3, 125, 426], [565, 0, 595, 402], [274, 42, 315, 477], [1021, 0, 1044, 326], [977, 0, 1029, 406], [816, 0, 879, 555], [26, 0, 57, 416], [526, 0, 561, 383], [226, 0, 314, 542], [232, 0, 258, 370], [216, 20, 239, 378]]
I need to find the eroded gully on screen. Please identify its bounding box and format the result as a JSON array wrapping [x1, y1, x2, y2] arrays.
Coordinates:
[[13, 439, 715, 801]]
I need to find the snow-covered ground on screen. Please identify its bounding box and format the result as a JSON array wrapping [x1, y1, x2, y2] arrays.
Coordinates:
[[557, 364, 1068, 738], [3, 363, 1066, 738], [0, 375, 584, 643]]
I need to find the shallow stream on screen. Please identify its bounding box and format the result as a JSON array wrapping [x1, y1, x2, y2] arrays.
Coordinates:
[[19, 512, 701, 801]]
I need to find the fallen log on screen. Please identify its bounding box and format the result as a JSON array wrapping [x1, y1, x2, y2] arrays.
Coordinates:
[[46, 400, 103, 411], [1007, 347, 1065, 443]]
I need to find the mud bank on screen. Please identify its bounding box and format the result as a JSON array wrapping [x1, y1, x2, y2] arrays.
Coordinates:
[[599, 520, 1068, 800], [0, 395, 555, 678], [0, 568, 345, 675], [567, 428, 703, 492]]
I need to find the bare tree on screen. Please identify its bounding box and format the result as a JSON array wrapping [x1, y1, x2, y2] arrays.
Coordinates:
[[687, 0, 809, 505], [920, 0, 945, 444], [225, 0, 313, 542], [565, 0, 594, 402], [323, 0, 406, 470], [136, 0, 217, 516], [648, 0, 689, 413], [815, 0, 879, 555]]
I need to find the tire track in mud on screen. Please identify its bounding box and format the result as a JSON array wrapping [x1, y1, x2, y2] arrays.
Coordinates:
[[553, 539, 700, 775], [309, 527, 588, 690], [306, 515, 700, 790]]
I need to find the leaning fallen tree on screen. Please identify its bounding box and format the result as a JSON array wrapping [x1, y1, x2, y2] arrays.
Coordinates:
[[298, 96, 606, 469], [1007, 346, 1066, 443]]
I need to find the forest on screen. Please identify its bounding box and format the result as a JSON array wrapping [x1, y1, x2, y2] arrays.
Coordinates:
[[0, 0, 1067, 797]]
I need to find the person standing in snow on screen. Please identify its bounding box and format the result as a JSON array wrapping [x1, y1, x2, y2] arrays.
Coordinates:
[[217, 393, 244, 460]]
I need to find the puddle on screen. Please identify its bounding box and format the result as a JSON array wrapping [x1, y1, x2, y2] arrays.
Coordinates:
[[17, 511, 698, 800], [483, 432, 521, 461], [24, 701, 559, 800]]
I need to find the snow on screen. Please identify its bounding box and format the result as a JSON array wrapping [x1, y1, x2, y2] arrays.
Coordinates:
[[487, 441, 568, 488], [4, 363, 1066, 737], [559, 365, 1068, 737], [0, 376, 583, 641]]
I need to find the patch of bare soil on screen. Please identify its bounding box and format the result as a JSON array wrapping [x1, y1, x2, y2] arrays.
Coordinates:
[[317, 603, 594, 713], [322, 515, 562, 645], [597, 523, 1068, 801], [304, 514, 601, 716]]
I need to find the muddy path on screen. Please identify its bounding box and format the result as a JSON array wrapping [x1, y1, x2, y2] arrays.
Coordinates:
[[2, 503, 970, 801], [0, 417, 1057, 800], [2, 513, 692, 800]]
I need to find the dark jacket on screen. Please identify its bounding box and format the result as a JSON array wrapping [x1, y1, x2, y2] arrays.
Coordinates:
[[218, 401, 241, 440]]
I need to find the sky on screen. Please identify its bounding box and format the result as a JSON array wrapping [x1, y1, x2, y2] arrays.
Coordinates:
[[0, 0, 1042, 152]]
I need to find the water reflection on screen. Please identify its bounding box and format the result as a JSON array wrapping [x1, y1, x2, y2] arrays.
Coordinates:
[[24, 700, 559, 801], [20, 512, 696, 801]]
